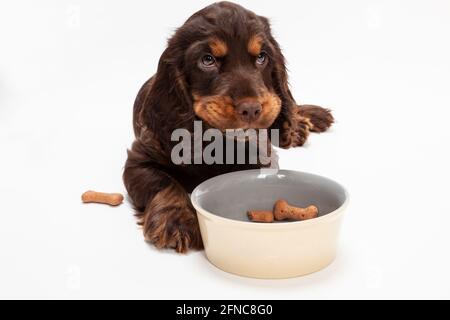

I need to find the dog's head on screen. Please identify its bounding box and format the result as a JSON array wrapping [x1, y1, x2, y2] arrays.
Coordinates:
[[147, 1, 294, 132]]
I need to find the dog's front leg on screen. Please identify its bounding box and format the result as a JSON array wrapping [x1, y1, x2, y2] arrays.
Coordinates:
[[123, 142, 202, 253]]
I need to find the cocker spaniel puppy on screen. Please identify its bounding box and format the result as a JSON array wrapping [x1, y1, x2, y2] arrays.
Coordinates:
[[123, 1, 333, 252]]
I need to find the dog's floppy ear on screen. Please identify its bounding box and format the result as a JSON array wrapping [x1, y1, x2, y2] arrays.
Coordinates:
[[142, 44, 194, 145], [270, 41, 295, 107], [258, 16, 296, 130]]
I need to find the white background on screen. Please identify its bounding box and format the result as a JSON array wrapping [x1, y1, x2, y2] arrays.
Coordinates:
[[1, 0, 449, 299]]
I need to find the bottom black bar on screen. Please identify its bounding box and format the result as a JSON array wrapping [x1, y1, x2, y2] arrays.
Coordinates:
[[0, 300, 448, 318]]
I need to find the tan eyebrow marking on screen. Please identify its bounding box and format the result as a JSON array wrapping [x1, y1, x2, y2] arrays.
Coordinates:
[[248, 35, 263, 56], [209, 38, 228, 57]]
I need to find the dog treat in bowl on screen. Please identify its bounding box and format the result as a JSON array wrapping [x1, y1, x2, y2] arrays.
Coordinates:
[[81, 190, 124, 206], [247, 210, 274, 223], [274, 199, 318, 221], [247, 199, 319, 223]]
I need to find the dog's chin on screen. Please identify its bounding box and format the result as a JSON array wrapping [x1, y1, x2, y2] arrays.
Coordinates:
[[194, 112, 280, 132], [197, 117, 274, 132]]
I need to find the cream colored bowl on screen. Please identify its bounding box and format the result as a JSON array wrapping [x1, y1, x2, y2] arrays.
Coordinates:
[[191, 169, 349, 279]]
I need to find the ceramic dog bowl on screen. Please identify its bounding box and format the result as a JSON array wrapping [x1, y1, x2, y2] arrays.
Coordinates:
[[191, 169, 348, 279]]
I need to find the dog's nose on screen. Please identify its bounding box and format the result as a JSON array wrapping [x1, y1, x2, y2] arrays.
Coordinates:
[[236, 101, 262, 122]]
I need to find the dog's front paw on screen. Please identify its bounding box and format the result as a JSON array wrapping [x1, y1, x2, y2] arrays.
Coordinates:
[[298, 105, 334, 133], [165, 213, 204, 253], [144, 206, 203, 253], [142, 186, 203, 253], [279, 116, 311, 148]]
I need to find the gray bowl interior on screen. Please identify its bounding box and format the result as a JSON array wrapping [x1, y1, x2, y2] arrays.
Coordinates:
[[192, 170, 347, 222]]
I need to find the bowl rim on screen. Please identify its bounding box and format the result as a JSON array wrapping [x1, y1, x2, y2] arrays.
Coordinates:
[[190, 169, 349, 229]]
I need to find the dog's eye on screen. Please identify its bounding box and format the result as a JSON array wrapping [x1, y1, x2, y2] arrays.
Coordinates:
[[256, 51, 267, 65], [201, 54, 216, 67]]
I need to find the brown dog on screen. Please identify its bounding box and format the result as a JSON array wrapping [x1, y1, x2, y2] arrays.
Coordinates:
[[123, 2, 333, 253]]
